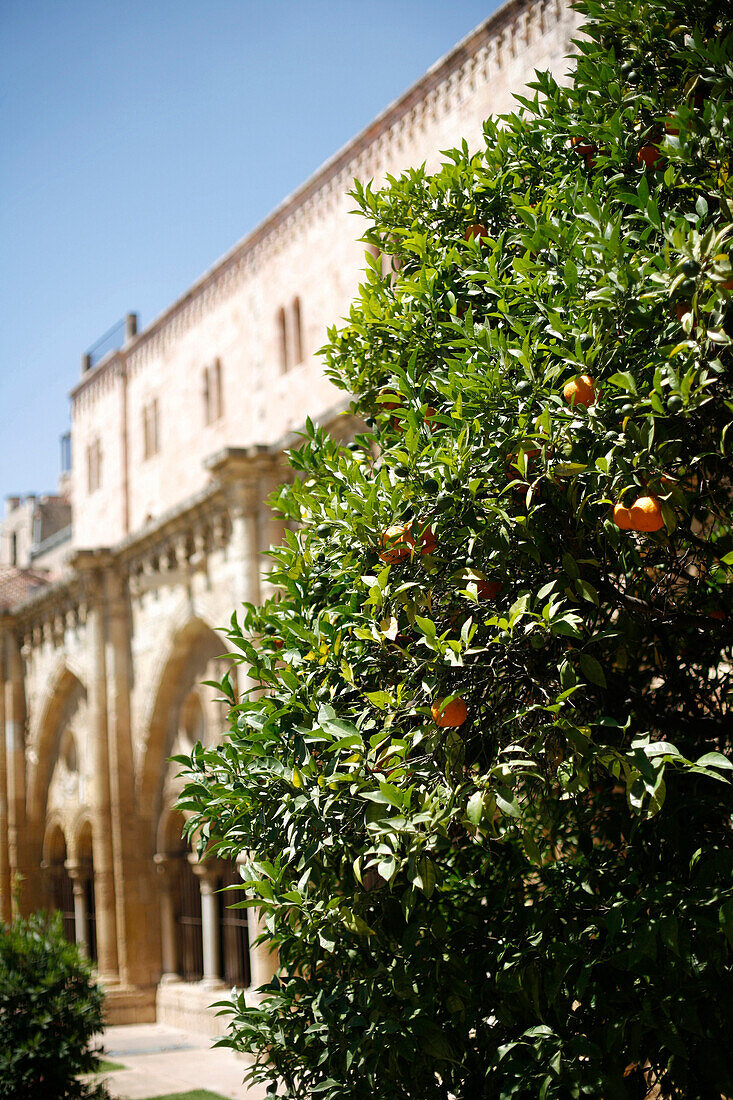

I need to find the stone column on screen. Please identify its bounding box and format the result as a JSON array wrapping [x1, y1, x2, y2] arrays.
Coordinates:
[[258, 455, 289, 602], [67, 863, 90, 956], [154, 854, 179, 981], [227, 477, 262, 609], [247, 906, 279, 989], [0, 622, 11, 922], [4, 628, 33, 914], [193, 863, 223, 988], [80, 563, 119, 981], [104, 568, 155, 989]]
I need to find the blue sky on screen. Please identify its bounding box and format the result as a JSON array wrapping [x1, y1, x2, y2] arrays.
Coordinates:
[[0, 0, 499, 504]]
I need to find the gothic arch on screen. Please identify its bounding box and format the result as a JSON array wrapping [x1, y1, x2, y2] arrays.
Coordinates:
[[29, 666, 87, 825], [139, 616, 232, 837]]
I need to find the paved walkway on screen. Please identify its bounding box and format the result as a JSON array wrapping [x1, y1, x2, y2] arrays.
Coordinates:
[[97, 1023, 270, 1099]]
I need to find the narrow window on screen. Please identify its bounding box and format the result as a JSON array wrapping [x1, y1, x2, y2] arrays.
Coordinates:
[[143, 400, 160, 459], [87, 439, 102, 493], [291, 297, 303, 365], [202, 367, 211, 426], [10, 532, 17, 567], [214, 358, 223, 419], [277, 307, 288, 373]]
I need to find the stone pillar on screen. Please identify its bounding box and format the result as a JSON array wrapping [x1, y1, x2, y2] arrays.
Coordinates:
[[67, 863, 90, 956], [226, 477, 261, 609], [81, 565, 119, 981], [4, 628, 33, 914], [258, 456, 289, 601], [193, 863, 223, 988], [247, 906, 279, 989], [154, 854, 179, 981], [0, 623, 11, 922], [104, 568, 156, 989]]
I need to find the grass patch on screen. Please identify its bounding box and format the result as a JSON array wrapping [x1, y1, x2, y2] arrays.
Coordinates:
[[143, 1092, 230, 1100], [93, 1057, 126, 1073]]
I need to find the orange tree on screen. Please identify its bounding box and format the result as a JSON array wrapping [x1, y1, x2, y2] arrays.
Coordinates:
[[179, 1, 733, 1096]]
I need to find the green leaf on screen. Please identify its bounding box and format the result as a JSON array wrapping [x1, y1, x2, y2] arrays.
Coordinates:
[[579, 653, 607, 688]]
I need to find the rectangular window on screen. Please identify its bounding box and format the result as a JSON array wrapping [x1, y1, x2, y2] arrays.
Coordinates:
[[203, 360, 224, 423], [277, 307, 288, 373], [202, 367, 211, 425], [292, 297, 303, 365], [214, 358, 223, 419], [87, 438, 102, 494], [143, 399, 159, 459]]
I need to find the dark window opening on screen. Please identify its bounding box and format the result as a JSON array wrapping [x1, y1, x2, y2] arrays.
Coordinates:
[[176, 858, 203, 982], [218, 864, 250, 988]]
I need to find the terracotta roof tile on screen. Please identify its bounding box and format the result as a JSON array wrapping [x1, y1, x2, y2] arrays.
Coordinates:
[[0, 567, 49, 612]]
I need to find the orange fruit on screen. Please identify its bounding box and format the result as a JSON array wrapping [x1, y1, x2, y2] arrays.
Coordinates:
[[571, 136, 597, 166], [637, 144, 664, 169], [709, 609, 726, 622], [629, 495, 665, 532], [563, 374, 598, 408], [378, 524, 412, 563], [674, 300, 692, 320], [464, 223, 488, 242], [424, 406, 438, 431], [273, 638, 284, 650], [378, 390, 401, 412], [431, 696, 468, 727], [612, 503, 633, 530]]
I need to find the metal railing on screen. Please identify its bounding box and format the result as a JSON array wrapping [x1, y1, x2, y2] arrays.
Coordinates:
[[83, 319, 127, 371], [82, 313, 137, 372]]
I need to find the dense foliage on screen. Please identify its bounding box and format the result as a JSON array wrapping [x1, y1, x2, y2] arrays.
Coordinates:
[[0, 911, 107, 1099], [180, 1, 733, 1096]]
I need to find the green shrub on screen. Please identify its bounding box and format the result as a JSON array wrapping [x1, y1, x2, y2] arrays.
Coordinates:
[[0, 911, 108, 1099], [180, 0, 733, 1096]]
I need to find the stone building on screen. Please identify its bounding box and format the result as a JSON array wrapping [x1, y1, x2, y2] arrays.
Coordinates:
[[0, 0, 580, 1032]]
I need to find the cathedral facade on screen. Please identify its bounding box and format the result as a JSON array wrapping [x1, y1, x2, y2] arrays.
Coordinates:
[[0, 0, 579, 1032]]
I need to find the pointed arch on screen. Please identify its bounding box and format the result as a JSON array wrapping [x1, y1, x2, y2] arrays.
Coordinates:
[[138, 616, 233, 838], [28, 665, 87, 825]]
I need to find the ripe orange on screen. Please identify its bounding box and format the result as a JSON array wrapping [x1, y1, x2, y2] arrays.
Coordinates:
[[273, 638, 284, 650], [563, 374, 598, 408], [378, 389, 401, 412], [571, 136, 597, 166], [612, 503, 633, 530], [629, 495, 664, 532], [378, 524, 412, 563], [378, 521, 435, 562], [424, 406, 438, 431], [464, 223, 488, 242], [431, 696, 468, 727], [638, 144, 664, 169], [710, 609, 726, 622], [674, 300, 692, 320]]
